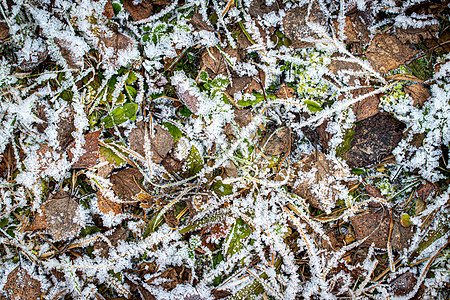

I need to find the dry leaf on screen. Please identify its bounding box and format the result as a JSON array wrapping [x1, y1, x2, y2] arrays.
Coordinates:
[[276, 85, 296, 99], [390, 271, 419, 296], [293, 151, 346, 211], [173, 81, 200, 115], [189, 13, 213, 32], [260, 127, 290, 156], [0, 22, 9, 41], [352, 209, 414, 251], [395, 25, 438, 44], [282, 1, 328, 49], [417, 180, 435, 201], [103, 0, 114, 20], [97, 190, 122, 215], [404, 83, 430, 107], [365, 34, 420, 73], [4, 266, 41, 300], [130, 123, 173, 163], [122, 0, 153, 21], [345, 113, 405, 168], [42, 191, 82, 241], [351, 87, 380, 122], [110, 168, 144, 202], [99, 31, 134, 68], [93, 227, 127, 258], [54, 37, 85, 69], [68, 129, 101, 169]]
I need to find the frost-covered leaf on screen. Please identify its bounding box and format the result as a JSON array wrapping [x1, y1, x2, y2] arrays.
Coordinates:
[[186, 145, 203, 176], [345, 113, 405, 167], [259, 127, 290, 156], [93, 227, 127, 258], [4, 266, 41, 300], [225, 218, 251, 257], [122, 0, 153, 21], [42, 191, 83, 241], [365, 34, 420, 73], [351, 87, 380, 122], [68, 129, 101, 169], [110, 168, 144, 202], [130, 123, 174, 163], [404, 83, 430, 107], [97, 190, 122, 216], [102, 103, 138, 129]]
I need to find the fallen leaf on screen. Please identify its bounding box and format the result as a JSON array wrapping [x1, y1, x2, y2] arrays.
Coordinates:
[[93, 227, 127, 258], [404, 83, 430, 107], [260, 127, 290, 156], [0, 22, 9, 41], [0, 142, 15, 179], [417, 180, 435, 201], [42, 191, 82, 241], [122, 0, 153, 21], [173, 81, 200, 115], [276, 85, 296, 99], [327, 56, 363, 86], [189, 13, 213, 32], [110, 168, 144, 202], [54, 37, 85, 69], [352, 209, 413, 251], [146, 266, 191, 290], [351, 87, 380, 122], [345, 113, 405, 168], [161, 153, 184, 173], [365, 34, 420, 73], [395, 24, 438, 45], [389, 271, 419, 296], [18, 46, 48, 71], [3, 266, 41, 300], [293, 151, 347, 211], [103, 0, 114, 20], [282, 1, 328, 49], [99, 31, 134, 68], [248, 0, 278, 19], [164, 211, 179, 228], [129, 123, 173, 163], [97, 190, 122, 215], [333, 14, 370, 45], [365, 184, 384, 199], [68, 129, 101, 169]]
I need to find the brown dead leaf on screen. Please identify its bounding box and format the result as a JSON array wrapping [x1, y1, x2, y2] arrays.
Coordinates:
[[161, 153, 184, 173], [260, 127, 290, 156], [390, 271, 419, 296], [97, 190, 122, 215], [200, 47, 240, 79], [365, 184, 384, 199], [93, 227, 127, 258], [282, 1, 328, 49], [129, 124, 174, 163], [164, 211, 179, 228], [173, 81, 200, 115], [122, 0, 153, 21], [0, 22, 9, 41], [4, 266, 41, 300], [352, 209, 413, 251], [146, 266, 191, 290], [99, 31, 134, 68], [351, 87, 380, 122], [327, 56, 363, 86], [293, 151, 346, 211], [212, 290, 233, 299], [68, 129, 101, 169], [345, 113, 405, 168], [54, 37, 85, 69], [333, 14, 370, 45], [396, 25, 438, 45], [103, 0, 114, 20], [189, 13, 213, 32], [365, 34, 420, 73], [0, 143, 15, 179], [404, 83, 430, 107], [42, 191, 82, 241], [248, 0, 278, 19], [25, 212, 47, 232], [18, 47, 48, 72], [417, 180, 435, 201], [110, 168, 144, 202], [276, 85, 296, 99]]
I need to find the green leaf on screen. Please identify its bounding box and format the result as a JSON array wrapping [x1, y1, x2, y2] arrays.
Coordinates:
[[125, 85, 137, 99], [186, 145, 204, 176], [161, 122, 182, 142], [99, 144, 126, 167], [126, 71, 137, 84], [211, 77, 229, 89], [304, 100, 322, 113], [351, 168, 365, 175], [225, 218, 251, 257], [237, 92, 264, 107], [0, 217, 8, 228], [112, 2, 121, 14], [211, 180, 233, 197], [198, 70, 209, 83], [178, 106, 192, 118], [101, 103, 138, 128]]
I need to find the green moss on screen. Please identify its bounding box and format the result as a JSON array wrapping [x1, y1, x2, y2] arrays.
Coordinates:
[[336, 128, 355, 159]]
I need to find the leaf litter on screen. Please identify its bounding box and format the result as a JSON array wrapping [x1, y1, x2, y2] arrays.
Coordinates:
[[0, 0, 450, 299]]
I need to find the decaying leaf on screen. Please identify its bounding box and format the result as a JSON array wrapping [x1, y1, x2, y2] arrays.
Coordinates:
[[173, 81, 200, 115], [345, 113, 405, 168], [0, 22, 9, 41], [333, 14, 370, 45], [68, 129, 101, 169], [282, 1, 328, 49], [351, 87, 380, 122], [93, 227, 127, 258], [42, 191, 83, 241], [189, 13, 213, 32], [122, 0, 153, 21], [146, 266, 192, 290], [54, 37, 85, 69], [110, 168, 144, 202], [129, 123, 173, 163], [260, 127, 290, 156], [417, 180, 435, 201], [276, 85, 296, 99], [352, 209, 414, 251], [395, 24, 438, 44], [293, 151, 347, 211], [404, 83, 430, 107], [3, 266, 41, 300], [99, 31, 135, 68], [365, 34, 420, 73], [327, 56, 363, 86], [97, 190, 122, 215], [103, 0, 114, 20], [389, 271, 419, 296]]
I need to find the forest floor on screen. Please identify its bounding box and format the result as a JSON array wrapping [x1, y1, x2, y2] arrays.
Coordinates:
[[0, 0, 450, 299]]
